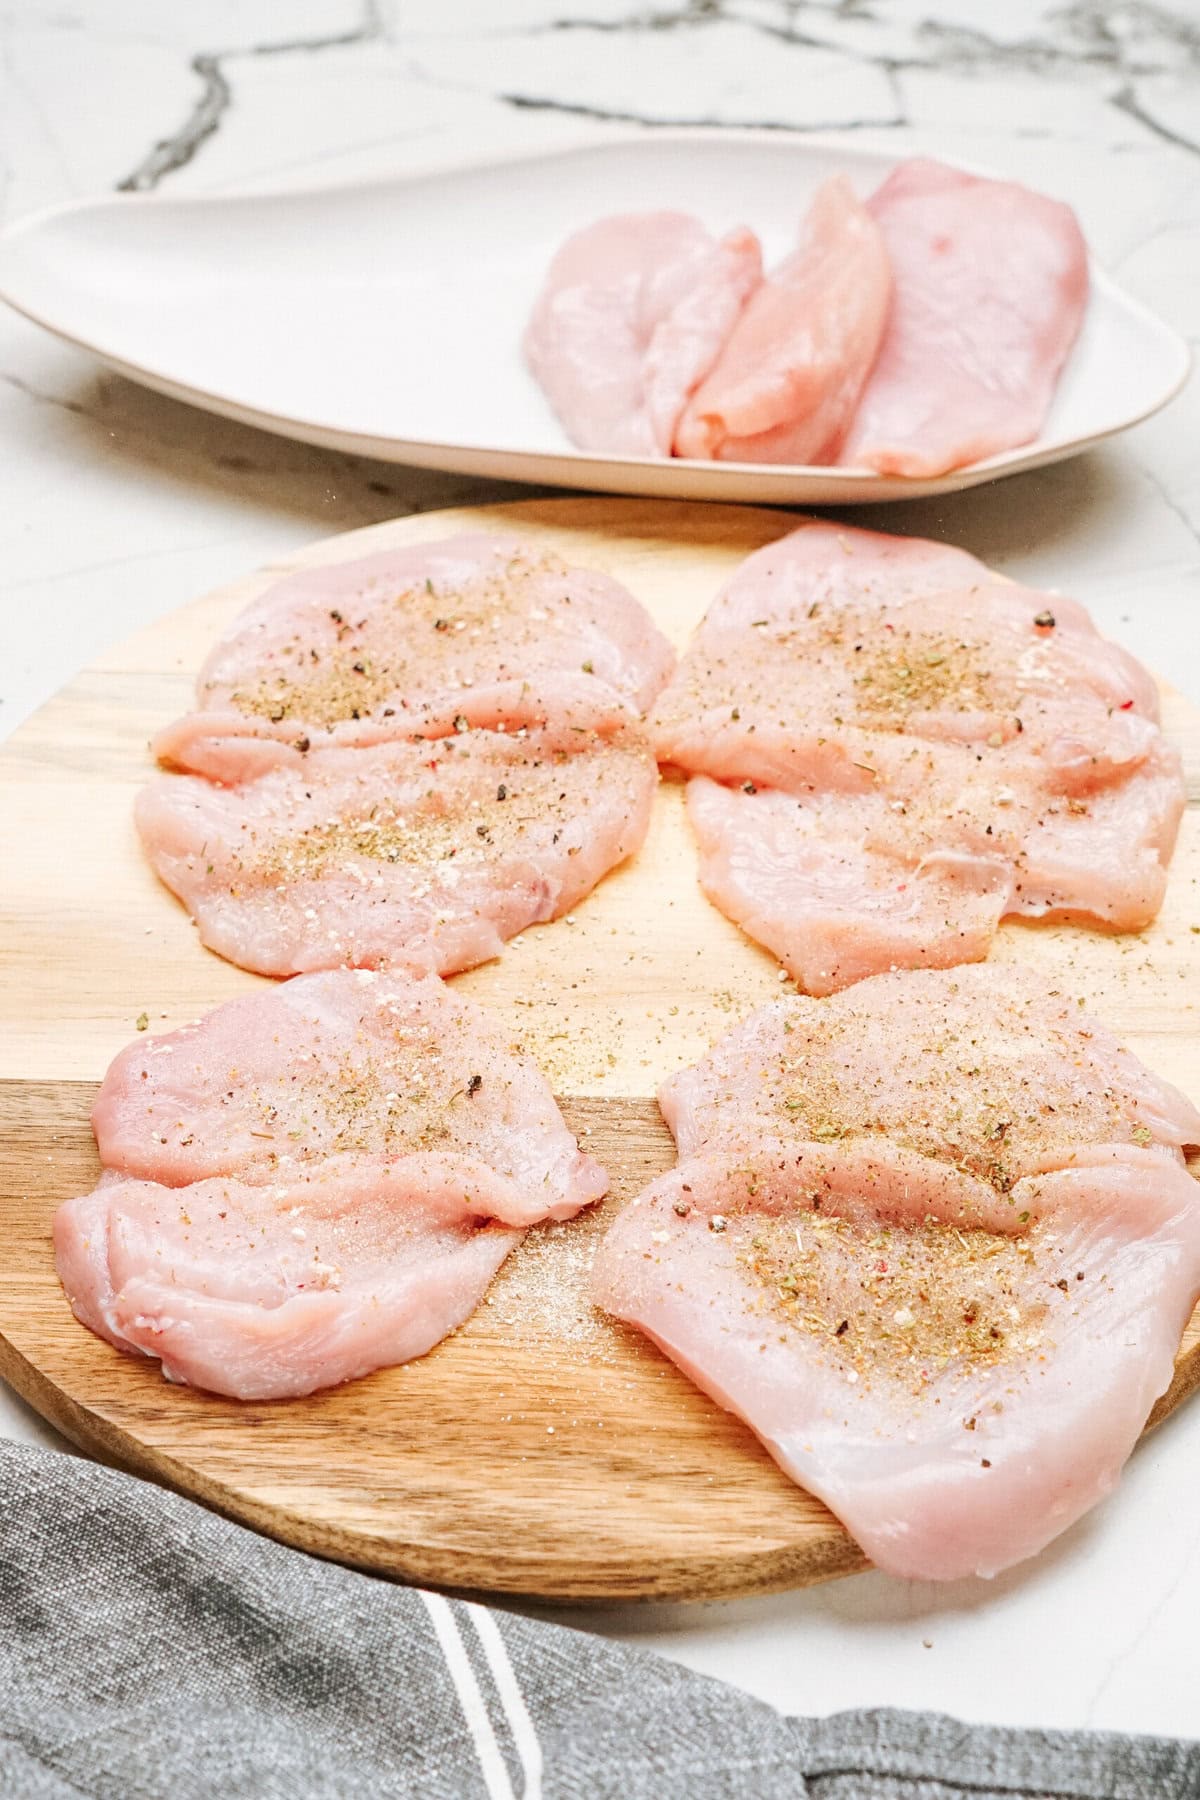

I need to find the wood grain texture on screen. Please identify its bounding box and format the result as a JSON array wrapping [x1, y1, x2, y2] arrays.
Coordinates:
[[1, 496, 1198, 1602]]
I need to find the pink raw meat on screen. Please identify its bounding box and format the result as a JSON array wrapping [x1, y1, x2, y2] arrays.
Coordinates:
[[685, 774, 1011, 995], [89, 968, 604, 1219], [685, 731, 1182, 992], [674, 177, 891, 465], [57, 969, 606, 1398], [154, 535, 675, 779], [524, 213, 762, 456], [694, 519, 991, 632], [56, 1166, 523, 1401], [651, 522, 1182, 988], [652, 525, 1159, 787], [840, 158, 1089, 478], [593, 968, 1200, 1580], [659, 966, 1200, 1167], [137, 721, 656, 978]]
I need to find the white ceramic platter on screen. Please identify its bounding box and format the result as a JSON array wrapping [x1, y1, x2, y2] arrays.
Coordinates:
[[0, 132, 1188, 504]]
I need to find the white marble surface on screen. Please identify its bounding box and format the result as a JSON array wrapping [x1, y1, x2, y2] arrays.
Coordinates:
[[3, 0, 1200, 1745]]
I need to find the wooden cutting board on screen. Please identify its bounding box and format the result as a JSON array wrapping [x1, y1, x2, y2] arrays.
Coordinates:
[[2, 496, 1199, 1603]]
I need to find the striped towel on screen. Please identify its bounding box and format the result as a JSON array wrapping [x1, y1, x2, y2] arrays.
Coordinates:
[[0, 1442, 1194, 1799]]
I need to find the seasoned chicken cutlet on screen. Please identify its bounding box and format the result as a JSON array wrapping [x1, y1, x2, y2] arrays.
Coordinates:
[[138, 721, 656, 979], [156, 534, 674, 780], [57, 970, 607, 1399], [651, 520, 1183, 989], [593, 968, 1200, 1580]]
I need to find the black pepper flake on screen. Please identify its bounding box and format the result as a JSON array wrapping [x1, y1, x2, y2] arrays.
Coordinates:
[[434, 618, 450, 631], [834, 1319, 849, 1337], [741, 781, 757, 795], [1033, 610, 1056, 629], [295, 736, 311, 754], [466, 1074, 483, 1097], [496, 784, 508, 801]]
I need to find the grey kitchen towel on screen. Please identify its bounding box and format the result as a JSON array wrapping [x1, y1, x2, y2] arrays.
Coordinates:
[[0, 1441, 1196, 1800]]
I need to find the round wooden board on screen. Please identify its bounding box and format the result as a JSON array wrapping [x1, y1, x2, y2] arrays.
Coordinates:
[[2, 497, 1199, 1604]]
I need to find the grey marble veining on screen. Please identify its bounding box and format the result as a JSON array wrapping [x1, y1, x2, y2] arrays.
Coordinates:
[[101, 0, 1200, 194]]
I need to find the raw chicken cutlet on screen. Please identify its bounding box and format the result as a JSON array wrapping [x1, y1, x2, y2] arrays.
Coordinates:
[[686, 734, 1182, 995], [652, 521, 1183, 988], [57, 969, 607, 1398], [674, 177, 891, 466], [653, 521, 1159, 784], [840, 159, 1089, 478], [155, 535, 675, 780], [57, 1168, 523, 1402], [524, 212, 762, 457], [691, 515, 989, 628], [659, 966, 1200, 1167], [137, 721, 657, 978], [593, 968, 1200, 1580], [89, 968, 603, 1216]]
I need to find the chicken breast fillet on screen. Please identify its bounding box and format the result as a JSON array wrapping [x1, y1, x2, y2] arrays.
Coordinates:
[[674, 177, 891, 465], [57, 970, 607, 1399], [155, 535, 675, 780], [524, 212, 762, 457], [839, 159, 1089, 478], [593, 968, 1200, 1580], [138, 722, 657, 979], [651, 521, 1183, 988]]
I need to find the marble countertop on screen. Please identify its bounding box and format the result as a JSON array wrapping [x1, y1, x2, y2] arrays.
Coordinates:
[[3, 0, 1199, 1745]]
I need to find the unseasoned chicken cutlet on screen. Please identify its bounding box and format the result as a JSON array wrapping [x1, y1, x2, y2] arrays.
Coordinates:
[[155, 534, 675, 779], [840, 159, 1089, 478], [674, 177, 891, 466], [524, 212, 763, 457], [57, 970, 607, 1399], [137, 721, 656, 979], [593, 968, 1200, 1580], [652, 521, 1183, 987]]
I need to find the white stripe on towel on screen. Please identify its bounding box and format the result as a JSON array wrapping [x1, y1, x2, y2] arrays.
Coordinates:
[[465, 1602, 543, 1800], [418, 1590, 515, 1800]]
